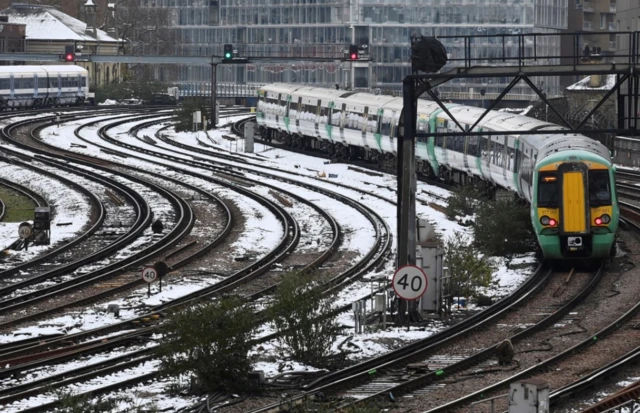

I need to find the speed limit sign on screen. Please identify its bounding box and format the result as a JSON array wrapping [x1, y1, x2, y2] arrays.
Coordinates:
[[141, 266, 158, 283], [18, 223, 33, 240], [392, 265, 428, 300]]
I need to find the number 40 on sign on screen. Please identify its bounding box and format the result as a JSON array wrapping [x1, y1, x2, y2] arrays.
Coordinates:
[[392, 265, 428, 300]]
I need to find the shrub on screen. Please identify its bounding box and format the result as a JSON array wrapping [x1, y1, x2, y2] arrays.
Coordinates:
[[157, 296, 257, 393], [473, 198, 536, 258], [444, 186, 482, 221], [444, 231, 495, 304], [173, 98, 211, 132], [267, 273, 342, 369]]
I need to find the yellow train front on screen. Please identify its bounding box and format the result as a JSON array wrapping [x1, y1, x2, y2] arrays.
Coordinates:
[[532, 150, 618, 260]]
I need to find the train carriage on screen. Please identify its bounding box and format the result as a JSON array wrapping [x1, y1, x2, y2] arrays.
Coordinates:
[[256, 83, 619, 260], [0, 65, 89, 109]]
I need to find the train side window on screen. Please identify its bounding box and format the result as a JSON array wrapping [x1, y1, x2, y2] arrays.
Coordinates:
[[289, 100, 298, 118], [331, 109, 341, 126], [589, 170, 612, 206], [319, 105, 328, 123], [0, 79, 8, 89], [380, 116, 391, 136], [304, 103, 315, 120], [538, 173, 559, 207], [467, 136, 479, 156], [369, 114, 378, 134]]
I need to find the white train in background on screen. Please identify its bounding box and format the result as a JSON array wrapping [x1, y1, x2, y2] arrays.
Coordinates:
[[0, 65, 91, 108]]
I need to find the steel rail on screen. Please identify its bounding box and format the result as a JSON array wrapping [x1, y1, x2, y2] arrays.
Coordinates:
[[0, 108, 392, 410], [0, 108, 390, 410], [0, 117, 196, 324], [415, 264, 605, 412]]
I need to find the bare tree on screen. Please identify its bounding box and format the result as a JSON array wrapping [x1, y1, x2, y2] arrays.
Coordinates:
[[115, 0, 175, 55]]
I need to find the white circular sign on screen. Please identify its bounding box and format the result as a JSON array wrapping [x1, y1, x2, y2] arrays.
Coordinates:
[[392, 265, 428, 300], [141, 266, 158, 283], [18, 223, 32, 240]]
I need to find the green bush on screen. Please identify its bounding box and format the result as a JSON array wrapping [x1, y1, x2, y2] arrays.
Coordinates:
[[173, 98, 210, 132], [94, 79, 169, 104], [473, 198, 536, 258], [157, 296, 257, 393], [444, 186, 482, 221], [267, 273, 342, 369], [444, 231, 495, 303]]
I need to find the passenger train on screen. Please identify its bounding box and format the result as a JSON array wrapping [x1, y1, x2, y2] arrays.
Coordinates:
[[0, 65, 90, 109], [256, 83, 619, 260]]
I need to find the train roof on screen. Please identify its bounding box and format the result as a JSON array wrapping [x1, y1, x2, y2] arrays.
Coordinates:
[[0, 65, 87, 75]]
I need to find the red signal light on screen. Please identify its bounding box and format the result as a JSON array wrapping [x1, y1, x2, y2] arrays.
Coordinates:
[[65, 53, 74, 62], [350, 53, 357, 60]]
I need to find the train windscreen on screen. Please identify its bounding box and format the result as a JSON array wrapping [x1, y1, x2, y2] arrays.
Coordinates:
[[537, 173, 559, 207], [589, 170, 611, 206]]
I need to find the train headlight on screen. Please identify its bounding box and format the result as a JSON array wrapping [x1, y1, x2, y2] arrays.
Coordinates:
[[540, 216, 550, 226], [549, 218, 557, 227]]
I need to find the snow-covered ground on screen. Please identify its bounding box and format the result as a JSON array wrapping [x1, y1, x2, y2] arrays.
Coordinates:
[[0, 161, 91, 257], [0, 110, 538, 411]]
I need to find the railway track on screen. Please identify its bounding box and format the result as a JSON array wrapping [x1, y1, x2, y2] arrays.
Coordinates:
[[0, 177, 46, 248], [0, 108, 404, 410], [0, 107, 572, 413], [0, 110, 351, 411]]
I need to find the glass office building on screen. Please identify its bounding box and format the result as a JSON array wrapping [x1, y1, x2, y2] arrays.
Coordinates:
[[140, 0, 568, 96]]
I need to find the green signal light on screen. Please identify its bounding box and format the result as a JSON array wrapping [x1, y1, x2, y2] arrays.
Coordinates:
[[225, 53, 232, 59]]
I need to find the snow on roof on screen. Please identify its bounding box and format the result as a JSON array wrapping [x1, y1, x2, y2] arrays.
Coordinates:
[[566, 74, 616, 91], [0, 4, 118, 43]]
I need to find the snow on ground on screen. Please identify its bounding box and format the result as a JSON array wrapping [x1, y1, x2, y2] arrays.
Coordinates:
[[0, 161, 92, 258], [0, 110, 539, 410]]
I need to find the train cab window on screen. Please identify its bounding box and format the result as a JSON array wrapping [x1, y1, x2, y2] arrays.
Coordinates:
[[538, 173, 559, 207], [589, 170, 612, 206]]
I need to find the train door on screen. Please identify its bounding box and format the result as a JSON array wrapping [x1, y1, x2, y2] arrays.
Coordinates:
[[9, 74, 14, 99], [559, 162, 588, 237], [315, 100, 321, 137], [77, 74, 82, 96], [326, 103, 334, 142], [57, 74, 62, 98], [389, 110, 397, 154], [296, 97, 302, 131], [34, 74, 38, 99], [284, 95, 291, 133], [275, 93, 281, 124], [361, 106, 369, 147], [339, 103, 346, 141]]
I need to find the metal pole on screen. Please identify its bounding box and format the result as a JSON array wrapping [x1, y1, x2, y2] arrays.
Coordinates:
[[398, 77, 417, 326], [210, 63, 217, 129]]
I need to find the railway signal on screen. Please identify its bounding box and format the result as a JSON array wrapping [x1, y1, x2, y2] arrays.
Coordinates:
[[223, 44, 233, 61], [63, 45, 75, 62], [348, 44, 358, 60]]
